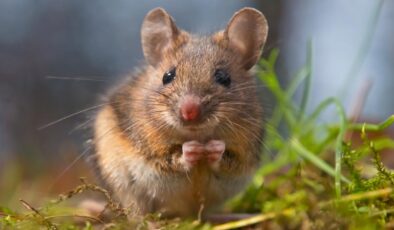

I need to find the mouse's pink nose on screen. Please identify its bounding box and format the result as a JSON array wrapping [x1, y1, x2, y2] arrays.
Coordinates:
[[180, 95, 201, 122]]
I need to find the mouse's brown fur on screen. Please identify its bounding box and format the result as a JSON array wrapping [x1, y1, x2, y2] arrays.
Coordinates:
[[92, 7, 268, 217]]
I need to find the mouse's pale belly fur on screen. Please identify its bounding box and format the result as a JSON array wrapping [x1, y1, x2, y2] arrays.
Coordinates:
[[94, 106, 252, 217]]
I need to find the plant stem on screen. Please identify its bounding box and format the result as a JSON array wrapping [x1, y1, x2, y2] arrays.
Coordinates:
[[212, 209, 295, 230], [298, 39, 313, 121], [290, 138, 350, 183]]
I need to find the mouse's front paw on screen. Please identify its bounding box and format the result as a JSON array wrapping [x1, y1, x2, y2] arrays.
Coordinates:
[[181, 140, 205, 170], [180, 140, 226, 171], [205, 140, 225, 170]]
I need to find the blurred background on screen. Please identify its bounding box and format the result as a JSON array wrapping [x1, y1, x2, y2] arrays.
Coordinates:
[[0, 0, 393, 206]]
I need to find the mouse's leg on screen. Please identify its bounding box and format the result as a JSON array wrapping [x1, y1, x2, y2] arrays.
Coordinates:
[[181, 140, 205, 170], [205, 140, 225, 170]]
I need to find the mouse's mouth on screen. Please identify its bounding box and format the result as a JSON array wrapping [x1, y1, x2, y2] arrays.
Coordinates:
[[178, 124, 214, 140], [178, 114, 220, 134], [160, 110, 220, 140], [180, 121, 205, 131], [183, 124, 206, 132]]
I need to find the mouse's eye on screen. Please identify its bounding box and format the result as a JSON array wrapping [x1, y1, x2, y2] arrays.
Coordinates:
[[162, 67, 176, 85], [214, 69, 231, 87]]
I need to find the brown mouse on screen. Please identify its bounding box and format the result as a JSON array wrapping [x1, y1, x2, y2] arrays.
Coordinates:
[[91, 7, 268, 218]]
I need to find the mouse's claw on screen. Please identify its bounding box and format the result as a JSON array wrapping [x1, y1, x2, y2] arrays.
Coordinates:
[[205, 140, 225, 169], [181, 140, 205, 170]]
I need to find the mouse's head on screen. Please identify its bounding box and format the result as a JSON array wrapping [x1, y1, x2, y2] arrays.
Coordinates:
[[141, 7, 268, 139]]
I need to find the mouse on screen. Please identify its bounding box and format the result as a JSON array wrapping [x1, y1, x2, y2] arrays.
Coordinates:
[[90, 7, 268, 218]]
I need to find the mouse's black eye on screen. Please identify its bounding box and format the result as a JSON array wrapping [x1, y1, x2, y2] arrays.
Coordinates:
[[162, 67, 176, 85], [214, 69, 231, 87]]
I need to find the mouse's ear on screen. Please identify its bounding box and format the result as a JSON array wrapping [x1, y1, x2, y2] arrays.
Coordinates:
[[220, 8, 268, 70], [141, 8, 186, 67]]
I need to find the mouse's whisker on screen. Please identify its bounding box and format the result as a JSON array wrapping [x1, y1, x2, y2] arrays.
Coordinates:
[[220, 111, 262, 124], [230, 84, 267, 93], [231, 81, 256, 87], [45, 75, 108, 82], [217, 113, 258, 142], [47, 120, 126, 191], [140, 86, 170, 99], [218, 101, 258, 107], [68, 116, 94, 135], [37, 102, 110, 130]]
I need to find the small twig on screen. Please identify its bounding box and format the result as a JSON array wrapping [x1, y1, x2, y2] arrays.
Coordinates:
[[20, 199, 58, 229], [212, 209, 295, 230], [319, 187, 393, 208], [197, 193, 205, 223], [197, 203, 204, 223], [97, 203, 110, 220], [20, 199, 41, 215], [50, 178, 129, 218], [206, 213, 262, 223], [0, 211, 20, 220]]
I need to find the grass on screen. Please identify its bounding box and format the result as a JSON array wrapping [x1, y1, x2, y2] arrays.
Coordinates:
[[1, 49, 394, 228], [224, 48, 394, 229]]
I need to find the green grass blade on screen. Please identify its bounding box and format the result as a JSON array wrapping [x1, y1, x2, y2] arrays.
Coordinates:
[[305, 97, 348, 197], [349, 115, 394, 131], [298, 39, 313, 121], [290, 138, 350, 184], [285, 66, 310, 101]]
